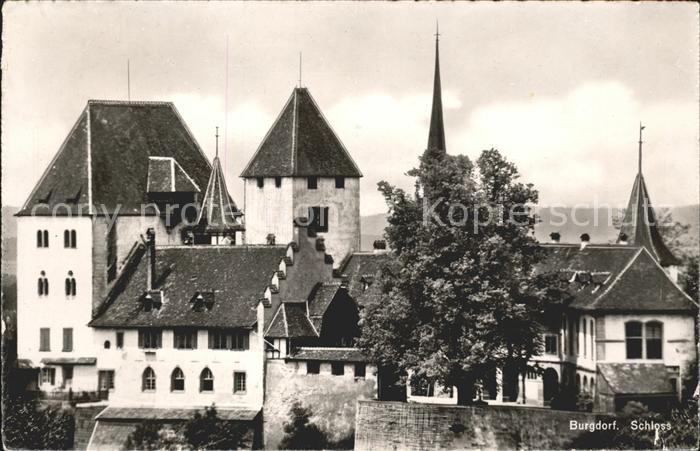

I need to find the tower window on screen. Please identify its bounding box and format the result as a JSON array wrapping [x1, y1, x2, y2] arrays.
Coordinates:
[[142, 367, 156, 391], [645, 322, 663, 359], [307, 176, 318, 189], [275, 176, 282, 188], [64, 230, 77, 248], [65, 271, 76, 297], [200, 368, 214, 392], [307, 361, 320, 374], [335, 177, 345, 189], [309, 206, 329, 233], [38, 271, 49, 296], [331, 362, 344, 376], [116, 332, 124, 349], [256, 177, 264, 188], [37, 230, 49, 248]]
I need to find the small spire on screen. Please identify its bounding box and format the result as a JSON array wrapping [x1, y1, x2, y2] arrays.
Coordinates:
[[427, 23, 446, 154], [638, 122, 645, 175], [215, 126, 219, 158]]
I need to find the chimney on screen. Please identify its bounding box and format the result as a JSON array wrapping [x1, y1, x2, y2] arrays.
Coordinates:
[[618, 233, 628, 245], [146, 228, 156, 290], [549, 232, 561, 244], [580, 233, 590, 250]]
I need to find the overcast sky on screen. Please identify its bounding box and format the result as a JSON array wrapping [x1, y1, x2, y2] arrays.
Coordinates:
[[2, 2, 698, 215]]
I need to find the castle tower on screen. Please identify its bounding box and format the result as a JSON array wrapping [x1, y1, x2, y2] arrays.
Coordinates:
[[241, 87, 362, 264], [617, 124, 679, 270]]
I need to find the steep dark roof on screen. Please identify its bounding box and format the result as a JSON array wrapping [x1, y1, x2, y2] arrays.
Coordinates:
[[598, 363, 675, 395], [19, 100, 212, 216], [537, 244, 696, 312], [265, 301, 318, 338], [196, 156, 242, 233], [240, 88, 362, 178], [287, 347, 369, 363], [427, 35, 446, 155], [146, 157, 200, 193], [90, 245, 286, 328], [308, 282, 342, 329], [339, 252, 396, 308], [618, 173, 679, 266]]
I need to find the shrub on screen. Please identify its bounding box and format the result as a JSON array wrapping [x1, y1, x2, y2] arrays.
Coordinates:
[[279, 402, 328, 450], [3, 398, 74, 449]]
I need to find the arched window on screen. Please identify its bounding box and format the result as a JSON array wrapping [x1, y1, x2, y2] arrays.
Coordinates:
[[64, 230, 70, 248], [65, 271, 76, 297], [142, 367, 156, 391], [645, 322, 663, 359], [625, 321, 643, 359], [43, 230, 49, 247], [104, 340, 111, 349], [583, 375, 588, 392], [199, 368, 214, 392], [583, 319, 587, 357], [171, 367, 185, 392], [590, 319, 595, 360], [71, 230, 77, 248], [38, 271, 48, 296], [37, 230, 43, 247]]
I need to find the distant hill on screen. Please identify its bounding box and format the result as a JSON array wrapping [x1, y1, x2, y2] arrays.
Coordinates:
[[361, 205, 699, 251]]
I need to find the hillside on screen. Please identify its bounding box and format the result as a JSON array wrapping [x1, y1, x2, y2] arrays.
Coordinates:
[[361, 205, 699, 251]]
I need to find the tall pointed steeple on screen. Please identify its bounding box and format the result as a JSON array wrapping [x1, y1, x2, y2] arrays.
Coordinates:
[[195, 128, 243, 241], [426, 24, 447, 155], [617, 124, 679, 267]]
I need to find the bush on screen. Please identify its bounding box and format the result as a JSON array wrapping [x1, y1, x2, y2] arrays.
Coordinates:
[[2, 398, 75, 449], [279, 402, 328, 450]]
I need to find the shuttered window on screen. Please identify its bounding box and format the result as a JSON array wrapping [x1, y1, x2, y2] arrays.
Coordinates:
[[62, 328, 73, 352], [39, 328, 50, 352]]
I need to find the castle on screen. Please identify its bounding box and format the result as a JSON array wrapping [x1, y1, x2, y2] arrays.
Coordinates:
[[14, 35, 697, 449]]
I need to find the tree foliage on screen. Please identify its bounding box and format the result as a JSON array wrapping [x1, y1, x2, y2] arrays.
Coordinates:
[[279, 401, 327, 450], [2, 397, 74, 450], [358, 148, 558, 404]]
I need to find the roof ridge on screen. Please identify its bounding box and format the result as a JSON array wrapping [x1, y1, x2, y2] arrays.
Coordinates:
[[87, 99, 174, 106], [240, 89, 296, 178]]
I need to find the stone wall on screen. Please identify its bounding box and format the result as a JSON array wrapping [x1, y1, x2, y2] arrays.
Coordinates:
[[263, 359, 377, 449], [355, 400, 614, 451], [73, 403, 107, 450]]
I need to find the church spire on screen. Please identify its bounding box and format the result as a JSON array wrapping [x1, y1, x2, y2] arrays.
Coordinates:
[[617, 124, 679, 267], [426, 23, 446, 155]]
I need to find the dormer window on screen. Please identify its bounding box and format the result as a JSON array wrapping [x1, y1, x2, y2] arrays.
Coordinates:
[[190, 291, 214, 311], [142, 291, 162, 312], [307, 176, 318, 189]]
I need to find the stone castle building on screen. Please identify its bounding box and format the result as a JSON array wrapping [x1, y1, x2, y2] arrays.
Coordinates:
[[14, 35, 697, 449]]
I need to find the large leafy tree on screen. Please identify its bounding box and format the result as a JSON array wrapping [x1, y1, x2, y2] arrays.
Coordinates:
[[358, 148, 558, 404]]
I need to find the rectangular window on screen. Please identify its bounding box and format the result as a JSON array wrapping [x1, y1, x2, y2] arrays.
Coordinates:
[[646, 323, 663, 359], [174, 330, 198, 349], [208, 330, 249, 350], [98, 370, 115, 390], [138, 329, 162, 349], [354, 363, 366, 378], [275, 176, 282, 188], [234, 372, 247, 393], [116, 332, 124, 349], [575, 320, 580, 356], [307, 176, 318, 189], [62, 328, 73, 352], [309, 206, 329, 233], [568, 319, 574, 356], [583, 320, 587, 357], [256, 177, 264, 188], [307, 361, 320, 374], [544, 334, 558, 355], [40, 328, 50, 352], [625, 322, 643, 359], [40, 367, 55, 385], [335, 177, 345, 189], [331, 362, 344, 376]]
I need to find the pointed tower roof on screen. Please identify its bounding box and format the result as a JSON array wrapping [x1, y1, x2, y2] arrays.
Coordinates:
[[617, 125, 679, 267], [241, 87, 362, 178], [196, 154, 242, 234], [426, 29, 447, 155]]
